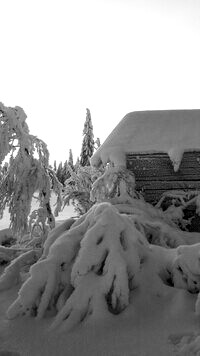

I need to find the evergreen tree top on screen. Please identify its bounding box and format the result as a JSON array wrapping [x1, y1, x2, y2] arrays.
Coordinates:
[[80, 108, 94, 167], [68, 149, 74, 168], [83, 109, 93, 134]]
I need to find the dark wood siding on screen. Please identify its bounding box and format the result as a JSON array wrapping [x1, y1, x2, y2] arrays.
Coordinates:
[[126, 151, 200, 204]]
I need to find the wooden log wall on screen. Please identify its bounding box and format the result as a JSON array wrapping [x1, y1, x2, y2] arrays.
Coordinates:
[[126, 151, 200, 204]]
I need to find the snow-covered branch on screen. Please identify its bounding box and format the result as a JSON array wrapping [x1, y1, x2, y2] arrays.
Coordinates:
[[0, 248, 42, 291], [0, 102, 62, 237]]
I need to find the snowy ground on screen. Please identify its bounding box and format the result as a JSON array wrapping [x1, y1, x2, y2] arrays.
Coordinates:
[[1, 199, 200, 355], [0, 259, 199, 355]]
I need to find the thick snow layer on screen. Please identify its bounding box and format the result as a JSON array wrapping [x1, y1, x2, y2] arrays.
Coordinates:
[[0, 260, 199, 356], [91, 110, 200, 171], [3, 193, 200, 354]]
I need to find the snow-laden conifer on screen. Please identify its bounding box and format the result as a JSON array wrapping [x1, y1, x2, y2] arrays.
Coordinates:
[[68, 149, 74, 169], [6, 202, 147, 329], [80, 109, 94, 166], [6, 196, 200, 331]]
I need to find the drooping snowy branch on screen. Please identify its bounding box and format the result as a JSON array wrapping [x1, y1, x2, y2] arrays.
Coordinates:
[[0, 249, 42, 291], [0, 245, 30, 264], [0, 102, 62, 237], [42, 217, 75, 258]]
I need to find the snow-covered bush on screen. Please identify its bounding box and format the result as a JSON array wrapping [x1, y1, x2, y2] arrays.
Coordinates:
[[0, 102, 62, 237], [172, 244, 200, 295], [156, 190, 200, 232], [6, 202, 148, 330], [63, 164, 104, 215], [91, 166, 140, 203]]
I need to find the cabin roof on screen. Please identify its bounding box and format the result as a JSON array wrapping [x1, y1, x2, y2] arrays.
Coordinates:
[[91, 110, 200, 171]]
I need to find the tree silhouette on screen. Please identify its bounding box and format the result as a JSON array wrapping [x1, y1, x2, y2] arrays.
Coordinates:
[[80, 108, 94, 166]]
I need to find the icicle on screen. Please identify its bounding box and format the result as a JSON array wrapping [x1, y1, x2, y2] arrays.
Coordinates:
[[168, 148, 184, 172]]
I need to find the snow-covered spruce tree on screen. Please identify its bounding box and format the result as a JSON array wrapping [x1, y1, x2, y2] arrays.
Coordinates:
[[56, 162, 63, 185], [68, 148, 74, 169], [5, 199, 200, 331], [0, 102, 62, 238], [74, 157, 80, 172], [62, 148, 75, 184], [61, 160, 70, 185], [56, 158, 71, 187], [80, 108, 94, 166], [5, 202, 148, 330]]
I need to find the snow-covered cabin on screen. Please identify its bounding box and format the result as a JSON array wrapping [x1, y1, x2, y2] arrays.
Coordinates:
[[91, 110, 200, 204]]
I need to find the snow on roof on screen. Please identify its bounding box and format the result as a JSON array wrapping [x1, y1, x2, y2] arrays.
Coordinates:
[[91, 110, 200, 172]]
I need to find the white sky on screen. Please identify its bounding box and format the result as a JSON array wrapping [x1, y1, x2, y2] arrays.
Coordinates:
[[1, 0, 200, 164]]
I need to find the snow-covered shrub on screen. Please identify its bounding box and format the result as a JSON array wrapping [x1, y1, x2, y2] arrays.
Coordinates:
[[113, 197, 200, 248], [156, 190, 200, 232], [63, 164, 104, 215], [0, 102, 62, 237], [91, 166, 142, 204], [6, 202, 148, 330], [171, 243, 200, 299]]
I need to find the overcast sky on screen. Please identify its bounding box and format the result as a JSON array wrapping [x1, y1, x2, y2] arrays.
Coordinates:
[[1, 0, 200, 164]]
